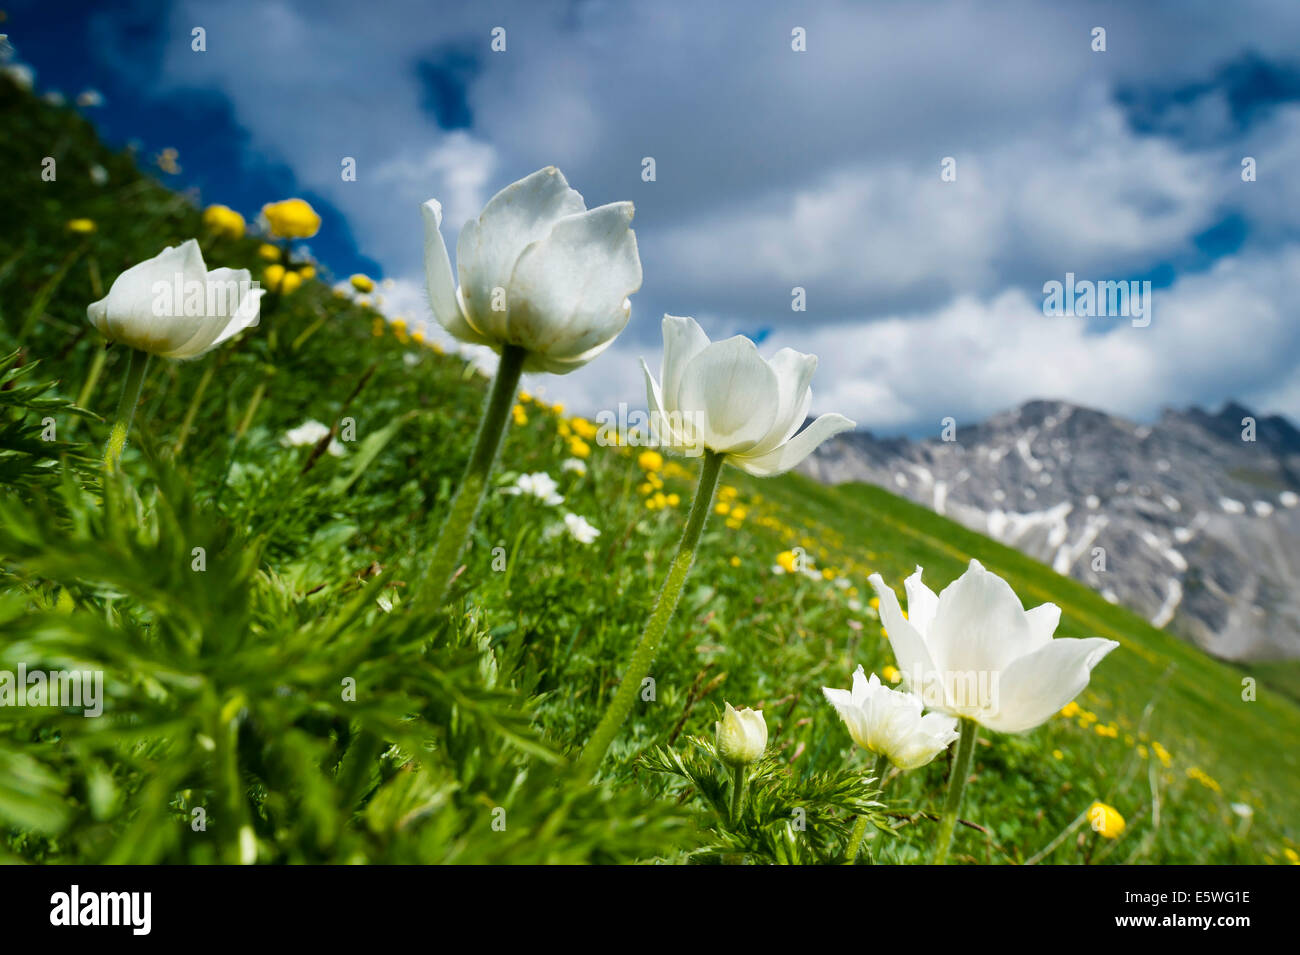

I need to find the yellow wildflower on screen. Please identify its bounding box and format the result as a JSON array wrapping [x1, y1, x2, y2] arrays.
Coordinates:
[[568, 436, 590, 458], [1087, 801, 1125, 839], [1186, 767, 1221, 793], [201, 204, 245, 239], [257, 243, 281, 261], [882, 665, 902, 683], [637, 450, 664, 472], [262, 198, 321, 239], [1059, 701, 1081, 719], [66, 218, 96, 234], [1152, 741, 1172, 768], [349, 273, 375, 293]]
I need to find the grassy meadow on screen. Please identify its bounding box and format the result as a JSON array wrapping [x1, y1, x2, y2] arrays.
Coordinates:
[[2, 78, 1297, 864]]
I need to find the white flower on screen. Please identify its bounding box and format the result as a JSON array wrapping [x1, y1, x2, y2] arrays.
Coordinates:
[[76, 88, 103, 107], [561, 512, 600, 544], [642, 315, 855, 475], [504, 471, 564, 506], [422, 166, 641, 375], [561, 457, 587, 475], [87, 239, 262, 359], [870, 560, 1119, 733], [3, 63, 34, 90], [715, 703, 767, 766], [89, 164, 108, 186], [823, 667, 958, 770], [281, 420, 344, 457]]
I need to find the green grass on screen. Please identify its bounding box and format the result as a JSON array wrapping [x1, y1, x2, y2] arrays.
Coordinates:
[[1, 77, 1296, 864]]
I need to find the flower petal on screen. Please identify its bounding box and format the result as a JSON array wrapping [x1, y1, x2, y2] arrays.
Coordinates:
[[641, 356, 685, 448], [422, 199, 488, 346], [676, 337, 781, 455], [505, 201, 641, 361], [1024, 602, 1062, 652], [869, 573, 939, 699], [457, 166, 585, 338], [903, 566, 940, 637], [926, 559, 1037, 677], [746, 347, 818, 456], [660, 314, 711, 412], [982, 637, 1119, 733], [169, 267, 261, 358], [731, 412, 856, 476]]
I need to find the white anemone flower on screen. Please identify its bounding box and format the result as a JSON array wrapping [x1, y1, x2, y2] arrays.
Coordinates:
[[281, 420, 344, 457], [87, 239, 262, 359], [823, 667, 958, 770], [642, 314, 855, 475], [421, 166, 641, 375], [561, 512, 600, 544], [504, 472, 564, 506], [870, 560, 1119, 733]]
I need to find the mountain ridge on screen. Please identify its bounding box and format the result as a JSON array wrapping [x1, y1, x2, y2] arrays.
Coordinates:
[[802, 397, 1300, 661]]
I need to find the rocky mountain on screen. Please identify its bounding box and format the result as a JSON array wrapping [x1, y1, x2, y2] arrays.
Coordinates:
[[801, 400, 1300, 661]]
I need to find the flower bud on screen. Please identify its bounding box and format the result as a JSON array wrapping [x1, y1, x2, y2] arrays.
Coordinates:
[[715, 702, 767, 766]]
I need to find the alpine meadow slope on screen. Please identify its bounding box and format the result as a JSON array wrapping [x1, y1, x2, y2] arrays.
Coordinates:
[[1, 78, 1297, 865]]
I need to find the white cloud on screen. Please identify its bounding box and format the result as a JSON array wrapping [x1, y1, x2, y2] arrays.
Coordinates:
[[785, 244, 1300, 432], [134, 0, 1300, 432]]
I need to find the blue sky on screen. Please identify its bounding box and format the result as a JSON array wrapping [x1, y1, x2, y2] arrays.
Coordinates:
[[8, 0, 1300, 435]]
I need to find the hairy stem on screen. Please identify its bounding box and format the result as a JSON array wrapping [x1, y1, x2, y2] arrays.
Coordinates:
[[421, 344, 527, 607], [103, 347, 150, 472], [577, 449, 725, 778], [846, 752, 890, 863], [729, 763, 749, 825], [933, 718, 978, 865]]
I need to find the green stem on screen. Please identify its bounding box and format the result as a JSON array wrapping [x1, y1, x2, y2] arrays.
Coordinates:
[[577, 449, 725, 778], [729, 763, 748, 825], [933, 717, 978, 865], [846, 752, 890, 863], [172, 360, 215, 456], [103, 348, 150, 471], [421, 344, 527, 606]]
